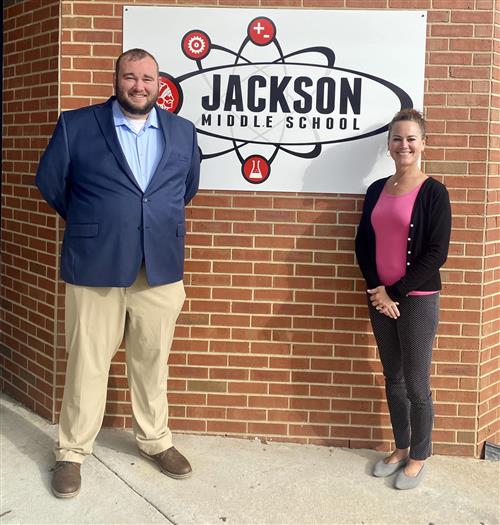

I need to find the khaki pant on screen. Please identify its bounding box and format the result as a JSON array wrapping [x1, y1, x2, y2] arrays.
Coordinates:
[[55, 267, 185, 463]]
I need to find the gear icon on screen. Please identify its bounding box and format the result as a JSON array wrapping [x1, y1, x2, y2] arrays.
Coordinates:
[[182, 30, 211, 60], [187, 35, 206, 55]]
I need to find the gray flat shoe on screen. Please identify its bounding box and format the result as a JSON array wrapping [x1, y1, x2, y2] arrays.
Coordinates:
[[394, 463, 427, 490], [372, 458, 407, 477]]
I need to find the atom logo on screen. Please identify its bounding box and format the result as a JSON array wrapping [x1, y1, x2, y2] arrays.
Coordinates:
[[157, 15, 413, 186]]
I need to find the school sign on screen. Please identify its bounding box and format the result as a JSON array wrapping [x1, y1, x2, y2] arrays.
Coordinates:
[[124, 7, 426, 193]]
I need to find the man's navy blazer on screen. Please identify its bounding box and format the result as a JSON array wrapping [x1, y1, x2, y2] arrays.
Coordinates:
[[36, 96, 200, 287]]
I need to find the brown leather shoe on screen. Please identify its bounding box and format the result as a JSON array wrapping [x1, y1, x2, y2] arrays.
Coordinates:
[[51, 461, 81, 498], [140, 446, 192, 479]]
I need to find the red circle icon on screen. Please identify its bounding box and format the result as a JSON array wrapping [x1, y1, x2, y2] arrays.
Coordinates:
[[242, 155, 270, 184], [157, 73, 183, 114], [247, 17, 276, 46], [182, 30, 211, 60]]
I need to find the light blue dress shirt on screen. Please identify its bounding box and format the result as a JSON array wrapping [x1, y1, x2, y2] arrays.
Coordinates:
[[112, 100, 165, 192]]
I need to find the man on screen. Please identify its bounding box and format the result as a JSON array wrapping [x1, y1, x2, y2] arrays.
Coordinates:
[[36, 48, 200, 498]]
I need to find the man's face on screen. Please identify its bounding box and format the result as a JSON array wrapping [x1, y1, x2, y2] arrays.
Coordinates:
[[114, 56, 160, 117]]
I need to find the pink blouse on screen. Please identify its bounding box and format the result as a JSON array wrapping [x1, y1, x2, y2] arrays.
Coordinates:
[[371, 183, 438, 296]]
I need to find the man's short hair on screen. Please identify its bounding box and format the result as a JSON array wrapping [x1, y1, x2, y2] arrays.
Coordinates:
[[115, 48, 159, 77]]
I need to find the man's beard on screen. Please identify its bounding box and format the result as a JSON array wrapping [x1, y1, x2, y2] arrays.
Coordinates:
[[115, 84, 158, 116]]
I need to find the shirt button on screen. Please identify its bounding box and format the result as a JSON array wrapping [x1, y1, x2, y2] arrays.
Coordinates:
[[408, 238, 411, 241], [407, 262, 410, 266], [410, 224, 414, 227], [408, 251, 411, 254]]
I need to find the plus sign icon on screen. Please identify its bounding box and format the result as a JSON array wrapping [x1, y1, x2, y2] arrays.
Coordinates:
[[247, 17, 276, 46]]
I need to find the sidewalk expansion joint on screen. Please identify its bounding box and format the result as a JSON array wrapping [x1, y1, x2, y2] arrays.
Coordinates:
[[92, 454, 177, 524]]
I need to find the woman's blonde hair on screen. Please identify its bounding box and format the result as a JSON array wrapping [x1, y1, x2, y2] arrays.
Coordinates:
[[388, 108, 427, 138]]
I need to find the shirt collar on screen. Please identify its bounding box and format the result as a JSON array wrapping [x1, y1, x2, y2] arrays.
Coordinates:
[[112, 99, 160, 130]]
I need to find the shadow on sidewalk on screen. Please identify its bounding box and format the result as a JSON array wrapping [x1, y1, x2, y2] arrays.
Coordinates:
[[1, 402, 56, 496]]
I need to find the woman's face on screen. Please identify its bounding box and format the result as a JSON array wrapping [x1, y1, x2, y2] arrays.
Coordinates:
[[388, 120, 425, 168]]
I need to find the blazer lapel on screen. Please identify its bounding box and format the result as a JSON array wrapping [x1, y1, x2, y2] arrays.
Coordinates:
[[93, 97, 142, 191], [145, 106, 173, 193]]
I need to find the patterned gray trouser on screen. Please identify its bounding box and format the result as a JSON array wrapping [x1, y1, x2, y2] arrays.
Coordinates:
[[368, 293, 440, 460]]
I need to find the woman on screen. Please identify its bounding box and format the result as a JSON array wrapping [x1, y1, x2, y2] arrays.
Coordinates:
[[355, 108, 452, 490]]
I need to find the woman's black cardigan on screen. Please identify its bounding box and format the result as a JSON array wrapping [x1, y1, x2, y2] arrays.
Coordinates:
[[355, 176, 452, 301]]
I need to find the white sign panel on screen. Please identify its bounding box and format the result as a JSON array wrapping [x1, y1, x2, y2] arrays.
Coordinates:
[[124, 7, 426, 193]]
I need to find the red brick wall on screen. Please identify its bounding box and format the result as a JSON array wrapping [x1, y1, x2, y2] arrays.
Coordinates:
[[477, 2, 500, 456], [2, 0, 499, 458], [1, 0, 61, 421]]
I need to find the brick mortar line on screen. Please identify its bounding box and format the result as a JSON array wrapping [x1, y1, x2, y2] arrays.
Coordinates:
[[0, 349, 55, 376], [1, 372, 53, 399], [1, 295, 59, 314]]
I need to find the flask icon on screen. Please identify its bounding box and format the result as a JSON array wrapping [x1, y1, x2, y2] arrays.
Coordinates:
[[242, 155, 270, 185], [249, 159, 263, 180]]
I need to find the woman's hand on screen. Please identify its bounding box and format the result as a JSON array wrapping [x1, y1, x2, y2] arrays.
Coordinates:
[[367, 286, 400, 319]]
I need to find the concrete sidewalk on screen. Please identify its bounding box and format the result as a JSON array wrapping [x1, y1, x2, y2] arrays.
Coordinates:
[[1, 393, 498, 525]]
